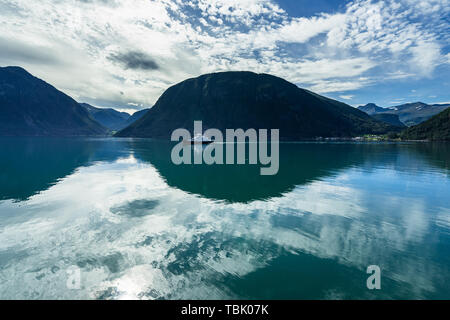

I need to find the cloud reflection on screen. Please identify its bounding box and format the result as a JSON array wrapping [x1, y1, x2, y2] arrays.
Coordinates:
[[0, 148, 449, 299]]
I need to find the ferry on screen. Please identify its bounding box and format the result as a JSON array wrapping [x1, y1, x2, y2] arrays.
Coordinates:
[[185, 134, 213, 145]]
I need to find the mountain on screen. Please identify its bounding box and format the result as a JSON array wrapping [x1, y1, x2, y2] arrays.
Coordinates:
[[80, 103, 150, 131], [80, 103, 130, 131], [116, 71, 398, 139], [357, 103, 385, 115], [358, 101, 449, 126], [124, 108, 150, 127], [401, 107, 450, 141], [371, 114, 406, 127], [0, 66, 107, 136], [391, 102, 449, 126]]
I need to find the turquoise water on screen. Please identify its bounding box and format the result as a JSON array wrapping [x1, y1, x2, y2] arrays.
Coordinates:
[[0, 138, 449, 299]]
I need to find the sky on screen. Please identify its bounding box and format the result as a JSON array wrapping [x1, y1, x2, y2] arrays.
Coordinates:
[[0, 0, 449, 113]]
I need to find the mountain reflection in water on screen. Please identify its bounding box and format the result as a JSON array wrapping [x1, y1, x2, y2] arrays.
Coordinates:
[[0, 138, 448, 299]]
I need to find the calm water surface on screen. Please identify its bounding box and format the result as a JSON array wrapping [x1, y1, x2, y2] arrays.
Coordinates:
[[0, 138, 449, 299]]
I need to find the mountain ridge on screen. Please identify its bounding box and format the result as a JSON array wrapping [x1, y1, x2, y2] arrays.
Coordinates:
[[116, 71, 399, 140], [358, 101, 449, 126], [401, 108, 450, 141], [80, 103, 129, 131], [0, 66, 107, 136], [358, 103, 386, 115], [80, 103, 150, 131], [125, 108, 150, 127], [371, 113, 406, 127]]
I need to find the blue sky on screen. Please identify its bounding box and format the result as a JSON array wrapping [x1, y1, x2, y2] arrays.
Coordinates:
[[0, 0, 449, 112], [277, 0, 346, 17]]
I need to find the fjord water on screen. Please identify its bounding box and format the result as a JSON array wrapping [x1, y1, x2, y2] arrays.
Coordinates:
[[0, 138, 449, 299]]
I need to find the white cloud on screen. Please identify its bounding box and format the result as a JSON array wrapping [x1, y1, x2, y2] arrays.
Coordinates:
[[339, 95, 354, 100], [310, 80, 369, 94], [433, 101, 450, 105], [409, 40, 442, 77], [446, 53, 450, 64], [389, 98, 406, 104], [0, 0, 448, 108]]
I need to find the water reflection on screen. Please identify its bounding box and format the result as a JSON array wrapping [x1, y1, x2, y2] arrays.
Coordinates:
[[131, 140, 450, 203], [0, 138, 448, 299], [0, 138, 447, 204], [0, 137, 129, 201]]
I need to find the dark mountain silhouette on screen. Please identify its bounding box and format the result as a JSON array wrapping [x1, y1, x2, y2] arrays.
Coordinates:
[[116, 71, 398, 139], [124, 108, 150, 127], [358, 101, 449, 126], [0, 66, 107, 136], [80, 103, 130, 131], [358, 103, 386, 115], [401, 107, 450, 141], [371, 114, 405, 127]]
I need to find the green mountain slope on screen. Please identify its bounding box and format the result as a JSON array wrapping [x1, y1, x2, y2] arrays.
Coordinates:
[[371, 114, 405, 127], [401, 108, 450, 141]]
